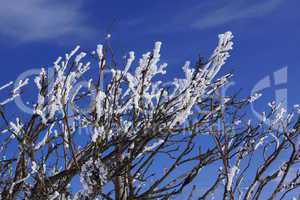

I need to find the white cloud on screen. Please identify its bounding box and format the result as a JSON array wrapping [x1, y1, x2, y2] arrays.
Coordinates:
[[0, 0, 94, 42], [190, 0, 284, 29]]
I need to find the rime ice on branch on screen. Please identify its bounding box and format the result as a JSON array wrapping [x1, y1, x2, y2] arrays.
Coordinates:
[[1, 32, 300, 200]]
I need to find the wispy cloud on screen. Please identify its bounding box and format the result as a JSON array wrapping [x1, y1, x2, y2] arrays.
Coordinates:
[[122, 0, 284, 35], [0, 0, 94, 42], [188, 0, 284, 29]]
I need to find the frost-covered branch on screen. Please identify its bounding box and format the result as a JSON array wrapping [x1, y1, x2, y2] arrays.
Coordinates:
[[0, 32, 300, 200]]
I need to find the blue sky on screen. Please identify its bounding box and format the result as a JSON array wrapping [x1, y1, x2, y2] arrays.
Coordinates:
[[1, 0, 300, 198], [1, 0, 300, 111]]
